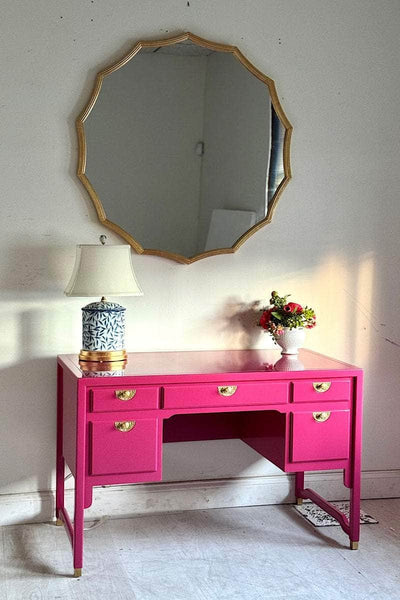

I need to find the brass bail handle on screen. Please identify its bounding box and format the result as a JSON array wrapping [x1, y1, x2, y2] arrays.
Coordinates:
[[313, 412, 331, 423], [218, 385, 237, 397], [114, 421, 136, 432], [115, 390, 136, 401], [313, 382, 331, 393]]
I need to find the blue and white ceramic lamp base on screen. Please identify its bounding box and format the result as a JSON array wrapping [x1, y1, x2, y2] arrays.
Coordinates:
[[79, 297, 127, 363]]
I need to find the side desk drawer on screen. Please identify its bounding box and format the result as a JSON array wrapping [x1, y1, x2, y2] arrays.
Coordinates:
[[90, 418, 161, 476], [291, 410, 350, 462], [90, 386, 160, 412], [293, 379, 351, 403], [163, 381, 289, 410]]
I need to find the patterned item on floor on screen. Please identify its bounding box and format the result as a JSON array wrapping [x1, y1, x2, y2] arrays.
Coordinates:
[[294, 501, 378, 527]]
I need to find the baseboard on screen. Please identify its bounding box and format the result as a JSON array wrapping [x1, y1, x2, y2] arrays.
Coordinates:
[[1, 470, 399, 526]]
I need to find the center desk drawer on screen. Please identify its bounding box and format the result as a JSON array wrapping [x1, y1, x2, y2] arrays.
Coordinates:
[[163, 382, 289, 410], [90, 386, 160, 412]]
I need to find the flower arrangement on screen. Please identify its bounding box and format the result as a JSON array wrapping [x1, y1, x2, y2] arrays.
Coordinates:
[[259, 291, 316, 342]]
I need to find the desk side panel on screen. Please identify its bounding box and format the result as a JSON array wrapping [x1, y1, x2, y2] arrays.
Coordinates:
[[240, 410, 288, 471], [62, 367, 78, 477]]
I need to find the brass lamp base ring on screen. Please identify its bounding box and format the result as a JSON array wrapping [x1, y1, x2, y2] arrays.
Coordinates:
[[79, 360, 127, 371], [79, 349, 127, 362]]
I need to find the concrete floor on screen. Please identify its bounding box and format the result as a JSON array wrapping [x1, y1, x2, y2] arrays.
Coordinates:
[[1, 498, 399, 599]]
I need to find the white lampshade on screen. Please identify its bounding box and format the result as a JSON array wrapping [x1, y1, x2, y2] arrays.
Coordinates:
[[64, 245, 143, 297]]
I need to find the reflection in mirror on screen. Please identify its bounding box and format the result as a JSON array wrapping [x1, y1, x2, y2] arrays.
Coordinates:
[[78, 33, 292, 263]]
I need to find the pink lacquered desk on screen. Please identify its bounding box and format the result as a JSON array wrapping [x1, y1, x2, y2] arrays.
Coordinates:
[[56, 349, 363, 576]]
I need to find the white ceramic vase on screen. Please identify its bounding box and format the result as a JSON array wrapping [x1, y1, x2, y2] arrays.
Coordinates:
[[275, 327, 306, 355], [273, 354, 305, 371]]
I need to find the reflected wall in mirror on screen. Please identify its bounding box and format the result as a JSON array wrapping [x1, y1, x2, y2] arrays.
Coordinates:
[[77, 33, 292, 264]]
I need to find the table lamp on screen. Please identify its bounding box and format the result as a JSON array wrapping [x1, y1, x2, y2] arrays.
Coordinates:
[[64, 240, 143, 363]]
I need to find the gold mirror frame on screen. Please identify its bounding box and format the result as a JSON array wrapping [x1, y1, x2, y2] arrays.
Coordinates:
[[76, 32, 292, 264]]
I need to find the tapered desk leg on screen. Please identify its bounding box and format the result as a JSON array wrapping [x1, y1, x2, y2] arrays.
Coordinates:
[[55, 455, 65, 524], [73, 383, 86, 575], [349, 375, 363, 550], [73, 480, 84, 574], [295, 472, 305, 504], [349, 446, 361, 549], [56, 364, 65, 523]]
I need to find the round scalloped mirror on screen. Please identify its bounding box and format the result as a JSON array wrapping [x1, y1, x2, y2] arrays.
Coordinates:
[[77, 32, 292, 264]]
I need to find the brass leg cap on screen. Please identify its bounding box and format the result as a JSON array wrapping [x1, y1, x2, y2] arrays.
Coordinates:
[[350, 541, 359, 550], [55, 519, 63, 526], [296, 498, 303, 505], [74, 568, 82, 578]]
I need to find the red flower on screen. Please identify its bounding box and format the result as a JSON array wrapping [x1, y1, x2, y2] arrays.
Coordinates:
[[283, 302, 303, 314], [259, 309, 273, 329]]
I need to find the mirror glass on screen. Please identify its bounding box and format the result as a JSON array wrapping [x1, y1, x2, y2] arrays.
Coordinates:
[[78, 34, 292, 263]]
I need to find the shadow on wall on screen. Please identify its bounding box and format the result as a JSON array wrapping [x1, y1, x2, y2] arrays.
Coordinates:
[[211, 296, 266, 349], [0, 244, 76, 518], [0, 357, 55, 495], [0, 303, 78, 513]]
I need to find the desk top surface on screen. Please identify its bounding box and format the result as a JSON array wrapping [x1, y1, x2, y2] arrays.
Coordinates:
[[58, 348, 362, 380]]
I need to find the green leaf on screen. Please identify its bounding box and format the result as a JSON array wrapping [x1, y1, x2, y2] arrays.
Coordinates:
[[271, 312, 282, 320]]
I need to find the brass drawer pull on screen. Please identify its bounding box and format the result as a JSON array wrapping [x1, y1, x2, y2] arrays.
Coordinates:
[[114, 421, 136, 432], [218, 385, 237, 397], [313, 382, 331, 393], [115, 390, 136, 401], [313, 412, 331, 423]]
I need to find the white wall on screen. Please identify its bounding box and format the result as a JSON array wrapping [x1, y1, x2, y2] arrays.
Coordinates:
[[1, 1, 400, 505]]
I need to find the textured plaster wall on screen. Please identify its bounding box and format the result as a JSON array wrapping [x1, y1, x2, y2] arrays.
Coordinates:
[[0, 0, 399, 497]]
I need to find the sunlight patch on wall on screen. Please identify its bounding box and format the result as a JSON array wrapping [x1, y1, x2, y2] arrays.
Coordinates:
[[353, 252, 375, 366], [304, 251, 375, 367], [309, 254, 352, 358]]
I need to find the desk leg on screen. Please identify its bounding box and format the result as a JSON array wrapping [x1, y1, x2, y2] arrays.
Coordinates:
[[349, 478, 360, 550], [55, 456, 65, 524], [56, 364, 64, 523], [73, 478, 84, 575], [349, 376, 362, 549], [295, 472, 304, 504], [73, 388, 86, 575]]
